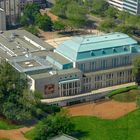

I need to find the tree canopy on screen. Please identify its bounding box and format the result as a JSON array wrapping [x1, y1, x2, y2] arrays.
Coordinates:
[[33, 111, 74, 140], [133, 57, 140, 85], [0, 61, 60, 124], [52, 0, 87, 28], [91, 0, 109, 15], [35, 14, 53, 31], [99, 18, 116, 32], [25, 25, 39, 36], [20, 3, 40, 26]]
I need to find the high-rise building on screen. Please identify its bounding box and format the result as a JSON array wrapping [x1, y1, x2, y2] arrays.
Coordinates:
[[107, 0, 140, 15], [0, 0, 20, 27], [0, 0, 46, 27], [19, 0, 46, 9], [0, 8, 6, 31]]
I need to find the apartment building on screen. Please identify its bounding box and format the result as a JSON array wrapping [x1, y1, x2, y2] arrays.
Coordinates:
[[108, 0, 140, 15], [0, 0, 20, 27]]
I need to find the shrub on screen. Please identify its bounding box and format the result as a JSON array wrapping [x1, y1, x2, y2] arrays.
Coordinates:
[[33, 111, 74, 140], [107, 85, 138, 98], [136, 95, 140, 108], [53, 21, 65, 31]]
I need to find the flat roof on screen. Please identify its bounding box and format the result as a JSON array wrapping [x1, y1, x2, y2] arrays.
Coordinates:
[[17, 60, 41, 69], [0, 29, 53, 59], [15, 30, 54, 50], [47, 52, 71, 65], [9, 55, 53, 73], [29, 72, 51, 79], [29, 68, 81, 80], [57, 68, 81, 76], [31, 50, 49, 57]]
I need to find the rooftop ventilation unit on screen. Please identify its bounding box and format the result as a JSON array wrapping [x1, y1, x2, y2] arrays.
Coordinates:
[[28, 64, 34, 67], [25, 61, 30, 65], [49, 71, 57, 75]]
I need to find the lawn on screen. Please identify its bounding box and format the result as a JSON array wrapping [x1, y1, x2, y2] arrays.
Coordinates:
[[25, 109, 140, 140], [72, 109, 140, 140], [111, 89, 140, 102], [0, 118, 22, 130], [25, 127, 36, 140]]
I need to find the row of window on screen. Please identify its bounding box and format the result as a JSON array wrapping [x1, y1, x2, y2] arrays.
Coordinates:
[[83, 74, 133, 90], [59, 74, 78, 81], [83, 70, 132, 83], [60, 87, 81, 96], [78, 55, 131, 72], [60, 81, 80, 89]]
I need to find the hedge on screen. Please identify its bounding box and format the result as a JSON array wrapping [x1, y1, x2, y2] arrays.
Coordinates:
[[107, 85, 138, 98]]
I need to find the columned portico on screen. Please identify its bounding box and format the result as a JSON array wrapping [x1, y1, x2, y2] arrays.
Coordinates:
[[59, 79, 81, 97]]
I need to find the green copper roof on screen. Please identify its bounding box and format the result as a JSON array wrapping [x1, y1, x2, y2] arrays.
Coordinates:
[[56, 32, 139, 61]]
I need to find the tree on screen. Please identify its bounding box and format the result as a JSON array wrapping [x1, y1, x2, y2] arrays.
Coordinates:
[[35, 14, 53, 31], [117, 11, 130, 24], [53, 21, 65, 31], [20, 15, 29, 26], [34, 111, 74, 140], [92, 0, 109, 15], [114, 25, 134, 34], [126, 15, 140, 28], [65, 1, 87, 28], [0, 61, 49, 123], [52, 0, 69, 18], [133, 56, 140, 85], [99, 18, 116, 32], [25, 25, 39, 36], [20, 3, 40, 26], [105, 7, 118, 18], [136, 95, 140, 108], [52, 0, 87, 28]]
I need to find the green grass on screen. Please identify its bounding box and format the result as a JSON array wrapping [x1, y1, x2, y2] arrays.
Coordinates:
[[0, 118, 22, 130], [25, 109, 140, 140], [24, 127, 36, 140], [111, 89, 140, 102], [107, 85, 138, 98], [72, 109, 140, 140]]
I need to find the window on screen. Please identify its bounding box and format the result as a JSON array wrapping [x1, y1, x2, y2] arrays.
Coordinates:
[[113, 48, 117, 53], [124, 46, 127, 51], [90, 51, 94, 56]]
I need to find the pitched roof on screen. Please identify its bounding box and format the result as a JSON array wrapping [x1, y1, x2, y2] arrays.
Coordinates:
[[56, 32, 138, 61], [50, 134, 78, 140]]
